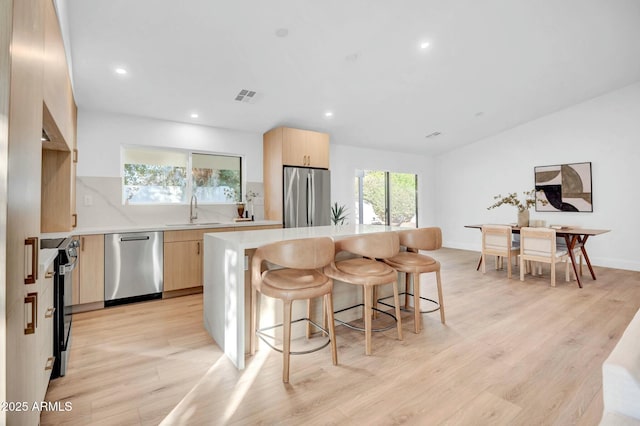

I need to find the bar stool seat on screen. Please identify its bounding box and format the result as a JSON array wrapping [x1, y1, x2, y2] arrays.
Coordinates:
[[250, 237, 338, 383]]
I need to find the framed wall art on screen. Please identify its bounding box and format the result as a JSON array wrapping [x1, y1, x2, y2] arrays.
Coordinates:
[[535, 162, 592, 212]]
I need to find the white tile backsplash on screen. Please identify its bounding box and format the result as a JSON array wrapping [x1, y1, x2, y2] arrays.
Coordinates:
[[76, 176, 265, 228]]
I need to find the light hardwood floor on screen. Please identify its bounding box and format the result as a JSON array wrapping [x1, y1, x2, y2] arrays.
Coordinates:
[[41, 248, 640, 425]]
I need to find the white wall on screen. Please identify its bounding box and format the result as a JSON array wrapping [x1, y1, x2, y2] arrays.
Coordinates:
[[330, 144, 437, 227], [75, 110, 265, 227], [77, 109, 263, 181], [436, 82, 640, 271], [76, 110, 437, 229]]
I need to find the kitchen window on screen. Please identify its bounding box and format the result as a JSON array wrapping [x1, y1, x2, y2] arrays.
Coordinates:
[[354, 169, 417, 227], [122, 146, 242, 204]]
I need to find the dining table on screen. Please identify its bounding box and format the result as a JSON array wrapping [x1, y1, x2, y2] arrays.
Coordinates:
[[465, 224, 610, 288]]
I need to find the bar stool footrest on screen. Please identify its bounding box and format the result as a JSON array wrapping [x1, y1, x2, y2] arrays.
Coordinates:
[[256, 317, 331, 355], [334, 303, 398, 332], [377, 292, 441, 314]]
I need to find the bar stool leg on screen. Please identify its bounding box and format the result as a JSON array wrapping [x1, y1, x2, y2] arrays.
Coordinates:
[[364, 286, 373, 355], [325, 292, 338, 365], [321, 296, 328, 337], [250, 287, 258, 355], [404, 272, 411, 308], [282, 300, 293, 383], [392, 279, 403, 341], [436, 269, 445, 324], [412, 272, 421, 334], [306, 299, 312, 339], [372, 286, 378, 319]]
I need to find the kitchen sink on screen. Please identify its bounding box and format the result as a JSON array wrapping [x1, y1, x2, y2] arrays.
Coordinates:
[[165, 222, 221, 227]]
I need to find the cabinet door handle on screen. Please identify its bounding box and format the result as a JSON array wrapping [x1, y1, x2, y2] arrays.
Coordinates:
[[72, 213, 78, 228], [45, 356, 55, 371], [24, 237, 38, 284], [73, 149, 78, 163], [24, 292, 38, 334], [81, 237, 85, 251], [45, 271, 54, 279], [45, 307, 56, 318], [197, 241, 201, 255]]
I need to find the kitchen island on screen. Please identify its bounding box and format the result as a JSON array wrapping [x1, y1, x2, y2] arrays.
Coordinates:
[[203, 224, 404, 369]]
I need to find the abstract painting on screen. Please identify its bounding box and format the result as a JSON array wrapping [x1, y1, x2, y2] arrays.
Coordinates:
[[535, 162, 592, 212]]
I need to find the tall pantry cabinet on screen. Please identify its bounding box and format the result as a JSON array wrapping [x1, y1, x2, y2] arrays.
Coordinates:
[[2, 0, 76, 424]]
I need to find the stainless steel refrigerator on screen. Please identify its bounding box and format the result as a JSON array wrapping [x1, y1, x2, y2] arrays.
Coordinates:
[[283, 166, 331, 228]]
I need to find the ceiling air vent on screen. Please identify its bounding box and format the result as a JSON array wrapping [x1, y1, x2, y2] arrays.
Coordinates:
[[425, 131, 442, 139], [234, 89, 259, 104]]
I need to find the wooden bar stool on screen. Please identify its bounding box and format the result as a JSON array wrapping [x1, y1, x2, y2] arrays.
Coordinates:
[[324, 232, 403, 355], [383, 227, 445, 333], [250, 237, 338, 383]]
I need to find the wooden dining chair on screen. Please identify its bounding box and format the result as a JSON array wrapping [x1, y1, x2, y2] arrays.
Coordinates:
[[519, 227, 572, 287], [481, 225, 520, 279], [250, 237, 338, 383]]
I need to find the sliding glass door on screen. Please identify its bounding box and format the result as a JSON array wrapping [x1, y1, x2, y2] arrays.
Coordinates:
[[355, 170, 417, 227]]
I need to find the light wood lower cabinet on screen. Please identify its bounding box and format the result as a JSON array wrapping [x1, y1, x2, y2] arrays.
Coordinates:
[[164, 240, 203, 291], [163, 227, 232, 294], [37, 265, 55, 402], [72, 234, 104, 308], [164, 225, 282, 295]]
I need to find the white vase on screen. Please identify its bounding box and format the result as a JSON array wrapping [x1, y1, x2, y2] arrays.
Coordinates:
[[517, 209, 530, 227]]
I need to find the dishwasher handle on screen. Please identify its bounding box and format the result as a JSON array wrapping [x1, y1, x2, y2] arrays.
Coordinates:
[[120, 236, 150, 242]]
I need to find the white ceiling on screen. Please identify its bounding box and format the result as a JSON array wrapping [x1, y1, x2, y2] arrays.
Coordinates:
[[60, 0, 640, 155]]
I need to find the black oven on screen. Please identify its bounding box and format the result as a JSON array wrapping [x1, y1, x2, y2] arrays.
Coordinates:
[[41, 237, 79, 378]]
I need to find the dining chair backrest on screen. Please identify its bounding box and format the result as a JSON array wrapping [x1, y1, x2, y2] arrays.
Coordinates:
[[521, 227, 557, 257], [397, 227, 442, 251], [482, 225, 513, 251]]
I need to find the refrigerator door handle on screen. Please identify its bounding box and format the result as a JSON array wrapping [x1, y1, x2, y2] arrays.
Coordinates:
[[306, 172, 312, 225]]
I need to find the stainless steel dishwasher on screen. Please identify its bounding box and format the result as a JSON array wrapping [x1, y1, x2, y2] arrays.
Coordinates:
[[104, 231, 163, 306]]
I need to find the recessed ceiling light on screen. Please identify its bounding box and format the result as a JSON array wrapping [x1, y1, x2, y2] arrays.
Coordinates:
[[190, 113, 199, 118], [420, 42, 430, 49], [324, 111, 334, 118], [275, 28, 289, 38], [115, 67, 128, 75]]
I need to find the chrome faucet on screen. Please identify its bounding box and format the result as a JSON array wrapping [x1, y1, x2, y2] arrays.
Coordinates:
[[190, 194, 198, 223]]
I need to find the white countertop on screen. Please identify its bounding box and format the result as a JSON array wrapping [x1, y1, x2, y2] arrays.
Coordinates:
[[204, 224, 407, 250], [41, 219, 281, 239]]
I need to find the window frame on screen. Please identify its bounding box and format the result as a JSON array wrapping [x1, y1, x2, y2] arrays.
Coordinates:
[[121, 145, 244, 205], [355, 169, 418, 227]]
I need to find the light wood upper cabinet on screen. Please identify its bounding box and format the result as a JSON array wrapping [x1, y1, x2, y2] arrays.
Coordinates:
[[77, 234, 105, 305], [43, 0, 76, 151], [41, 0, 78, 233], [281, 127, 330, 168], [263, 127, 330, 222]]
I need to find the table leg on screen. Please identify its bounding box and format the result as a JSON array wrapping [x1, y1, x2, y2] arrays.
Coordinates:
[[564, 235, 583, 288], [579, 235, 597, 280]]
